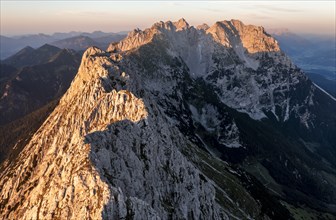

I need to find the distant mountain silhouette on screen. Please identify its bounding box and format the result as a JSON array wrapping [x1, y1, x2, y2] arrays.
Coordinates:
[[0, 34, 55, 59], [0, 48, 81, 125], [2, 44, 61, 68], [50, 34, 126, 51], [51, 36, 97, 50], [0, 31, 127, 59], [268, 29, 336, 100]]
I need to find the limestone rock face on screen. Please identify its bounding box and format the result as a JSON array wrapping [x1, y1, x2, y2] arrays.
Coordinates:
[[0, 47, 148, 219], [0, 44, 260, 219], [2, 18, 334, 220], [107, 28, 156, 52], [107, 18, 189, 53], [207, 20, 280, 53], [107, 18, 301, 121], [197, 23, 210, 31]]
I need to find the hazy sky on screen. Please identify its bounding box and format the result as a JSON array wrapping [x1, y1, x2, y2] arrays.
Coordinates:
[[1, 1, 335, 36]]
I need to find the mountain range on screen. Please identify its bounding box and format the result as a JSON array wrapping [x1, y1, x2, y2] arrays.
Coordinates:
[[268, 28, 336, 97], [0, 19, 335, 219], [0, 31, 127, 59], [0, 44, 81, 125], [1, 27, 334, 97]]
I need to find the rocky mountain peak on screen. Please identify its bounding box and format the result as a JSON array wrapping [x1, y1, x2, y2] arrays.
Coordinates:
[[2, 19, 335, 220], [197, 23, 210, 31], [107, 18, 192, 53], [47, 48, 77, 64], [173, 18, 189, 30], [65, 46, 113, 99], [127, 28, 142, 37], [83, 46, 105, 58], [107, 18, 280, 61], [0, 45, 150, 219], [207, 19, 280, 54], [18, 46, 35, 54], [107, 26, 158, 52], [37, 43, 60, 52]]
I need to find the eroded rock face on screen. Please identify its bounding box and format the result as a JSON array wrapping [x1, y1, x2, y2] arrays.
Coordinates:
[[2, 18, 334, 220], [0, 47, 148, 219], [0, 45, 255, 219], [106, 18, 303, 121], [208, 19, 280, 54]]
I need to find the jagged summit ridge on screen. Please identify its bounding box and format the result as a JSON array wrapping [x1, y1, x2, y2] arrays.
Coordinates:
[[197, 23, 210, 31], [107, 18, 282, 76], [1, 18, 335, 220], [107, 19, 295, 120], [207, 19, 280, 53], [107, 18, 280, 54], [1, 44, 249, 219], [0, 47, 149, 219], [173, 18, 189, 30]]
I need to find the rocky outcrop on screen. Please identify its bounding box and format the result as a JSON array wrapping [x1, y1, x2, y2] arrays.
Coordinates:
[[0, 45, 262, 219], [1, 18, 335, 219], [108, 18, 298, 120], [0, 47, 148, 219], [207, 20, 280, 53]]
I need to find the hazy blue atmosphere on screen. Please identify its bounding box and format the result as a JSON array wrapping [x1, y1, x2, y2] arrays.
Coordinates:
[[1, 1, 335, 36]]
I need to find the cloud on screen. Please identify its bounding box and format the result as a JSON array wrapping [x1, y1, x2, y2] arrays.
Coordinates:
[[201, 7, 224, 13], [185, 2, 303, 15], [247, 13, 273, 20], [55, 10, 111, 17], [253, 4, 303, 13]]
